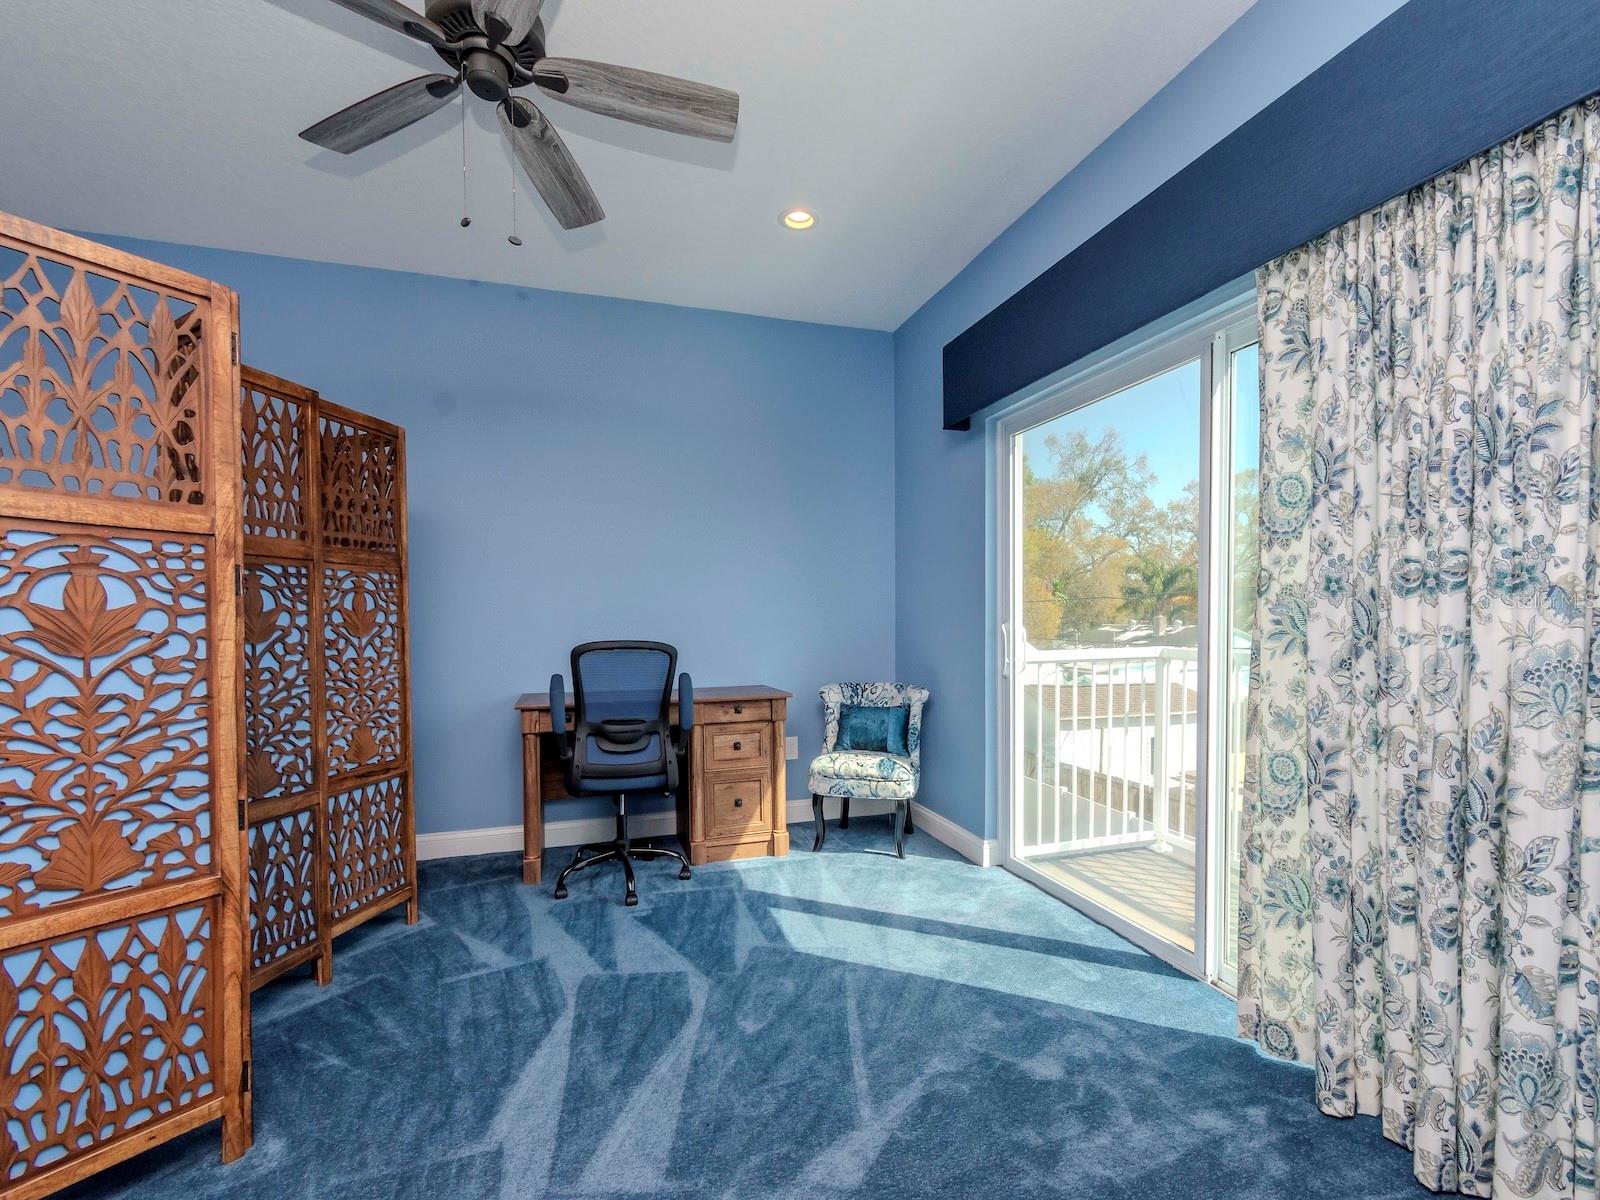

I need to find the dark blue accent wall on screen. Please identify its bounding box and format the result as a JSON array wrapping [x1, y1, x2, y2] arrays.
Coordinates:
[[941, 0, 1600, 429]]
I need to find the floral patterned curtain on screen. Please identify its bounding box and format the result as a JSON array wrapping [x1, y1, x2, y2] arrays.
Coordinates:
[[1239, 99, 1600, 1198]]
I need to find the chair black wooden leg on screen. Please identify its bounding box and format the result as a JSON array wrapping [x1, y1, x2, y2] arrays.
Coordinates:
[[812, 793, 825, 851], [904, 803, 914, 835], [840, 797, 849, 829], [894, 799, 907, 859]]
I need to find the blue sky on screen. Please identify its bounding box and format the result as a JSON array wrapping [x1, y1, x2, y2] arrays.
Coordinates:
[[1022, 345, 1259, 506]]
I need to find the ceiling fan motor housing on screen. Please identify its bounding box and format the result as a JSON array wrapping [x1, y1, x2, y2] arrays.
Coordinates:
[[424, 1, 546, 97], [464, 50, 511, 100]]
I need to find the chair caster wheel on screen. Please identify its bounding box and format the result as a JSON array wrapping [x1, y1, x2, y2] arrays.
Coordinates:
[[624, 891, 639, 907], [553, 885, 568, 900], [678, 866, 692, 880]]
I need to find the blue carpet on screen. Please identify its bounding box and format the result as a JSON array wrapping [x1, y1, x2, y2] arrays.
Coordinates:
[[63, 822, 1437, 1199]]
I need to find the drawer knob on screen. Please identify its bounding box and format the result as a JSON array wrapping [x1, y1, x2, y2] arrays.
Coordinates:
[[733, 705, 743, 714], [734, 797, 744, 808], [732, 741, 742, 751]]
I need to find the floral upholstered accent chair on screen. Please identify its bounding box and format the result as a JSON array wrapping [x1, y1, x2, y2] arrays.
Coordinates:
[[808, 683, 929, 858]]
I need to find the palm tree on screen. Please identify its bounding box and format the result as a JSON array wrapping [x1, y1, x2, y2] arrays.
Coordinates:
[[1122, 556, 1197, 633]]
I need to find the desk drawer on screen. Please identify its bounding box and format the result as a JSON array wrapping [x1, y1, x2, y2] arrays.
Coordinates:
[[707, 774, 769, 837], [697, 699, 773, 725], [706, 724, 768, 769]]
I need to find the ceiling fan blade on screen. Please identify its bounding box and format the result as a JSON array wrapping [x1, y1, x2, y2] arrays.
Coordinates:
[[300, 74, 460, 154], [532, 58, 739, 142], [498, 97, 604, 230], [324, 0, 450, 47], [472, 0, 543, 44]]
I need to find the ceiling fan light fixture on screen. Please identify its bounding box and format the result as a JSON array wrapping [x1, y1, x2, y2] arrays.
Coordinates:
[[782, 208, 816, 231]]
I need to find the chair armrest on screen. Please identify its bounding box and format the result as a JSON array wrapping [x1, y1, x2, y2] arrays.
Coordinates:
[[675, 672, 694, 753], [550, 674, 572, 761]]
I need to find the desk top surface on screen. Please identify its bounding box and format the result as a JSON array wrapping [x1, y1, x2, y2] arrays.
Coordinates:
[[515, 683, 791, 711]]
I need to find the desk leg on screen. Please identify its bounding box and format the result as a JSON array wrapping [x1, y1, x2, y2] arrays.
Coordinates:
[[771, 715, 790, 858], [522, 733, 543, 885]]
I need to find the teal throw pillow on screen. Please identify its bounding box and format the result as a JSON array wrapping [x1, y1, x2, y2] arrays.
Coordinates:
[[837, 703, 910, 756]]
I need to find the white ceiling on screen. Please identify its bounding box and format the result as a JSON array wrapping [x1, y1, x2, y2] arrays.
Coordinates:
[[0, 0, 1254, 330]]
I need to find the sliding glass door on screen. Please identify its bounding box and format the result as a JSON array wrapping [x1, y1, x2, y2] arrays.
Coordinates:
[[999, 305, 1258, 984]]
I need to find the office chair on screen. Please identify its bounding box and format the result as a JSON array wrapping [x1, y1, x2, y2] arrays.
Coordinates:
[[549, 641, 694, 906]]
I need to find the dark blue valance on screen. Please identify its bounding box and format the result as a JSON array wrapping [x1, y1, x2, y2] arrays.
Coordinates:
[[941, 0, 1600, 430]]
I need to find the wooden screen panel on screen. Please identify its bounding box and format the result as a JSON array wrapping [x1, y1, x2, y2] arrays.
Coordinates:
[[1, 900, 220, 1184], [241, 554, 329, 988], [243, 560, 315, 802], [0, 213, 249, 1198], [0, 525, 213, 918], [238, 371, 330, 991], [317, 402, 413, 937], [240, 382, 307, 543], [239, 374, 413, 991], [320, 414, 398, 555], [246, 807, 320, 980], [326, 772, 408, 928], [323, 566, 403, 779], [0, 243, 205, 506]]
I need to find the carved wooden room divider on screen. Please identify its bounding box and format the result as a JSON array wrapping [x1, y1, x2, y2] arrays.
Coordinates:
[[239, 366, 415, 991], [0, 214, 252, 1197]]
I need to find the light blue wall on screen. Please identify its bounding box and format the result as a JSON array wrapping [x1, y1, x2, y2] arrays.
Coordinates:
[[101, 236, 896, 835], [891, 0, 1410, 840], [89, 0, 1415, 844]]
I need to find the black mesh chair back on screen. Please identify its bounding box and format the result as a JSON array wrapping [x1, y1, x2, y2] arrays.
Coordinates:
[[573, 641, 674, 724], [570, 641, 675, 786]]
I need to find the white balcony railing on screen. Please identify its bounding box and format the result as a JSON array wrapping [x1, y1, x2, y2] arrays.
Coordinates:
[[1017, 644, 1245, 859]]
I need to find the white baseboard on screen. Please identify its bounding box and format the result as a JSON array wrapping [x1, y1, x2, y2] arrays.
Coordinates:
[[417, 798, 997, 868], [909, 801, 999, 868], [416, 809, 680, 861], [416, 824, 525, 860]]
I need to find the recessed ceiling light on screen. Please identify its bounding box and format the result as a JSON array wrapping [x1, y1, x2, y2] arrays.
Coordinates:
[[782, 208, 816, 230]]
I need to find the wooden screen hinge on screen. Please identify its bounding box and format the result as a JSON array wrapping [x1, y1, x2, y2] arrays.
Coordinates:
[[231, 331, 238, 365], [240, 1060, 251, 1093], [235, 564, 243, 596], [238, 792, 249, 831]]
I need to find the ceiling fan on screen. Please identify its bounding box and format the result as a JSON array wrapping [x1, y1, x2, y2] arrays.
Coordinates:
[[301, 0, 740, 230]]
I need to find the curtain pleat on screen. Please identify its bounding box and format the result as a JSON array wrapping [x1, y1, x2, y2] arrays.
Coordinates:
[[1240, 98, 1600, 1199]]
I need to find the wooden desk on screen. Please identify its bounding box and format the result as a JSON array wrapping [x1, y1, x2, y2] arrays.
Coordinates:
[[514, 684, 791, 885]]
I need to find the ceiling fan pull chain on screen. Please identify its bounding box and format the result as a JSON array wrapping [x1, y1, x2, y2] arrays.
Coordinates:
[[459, 84, 472, 228], [508, 152, 523, 246]]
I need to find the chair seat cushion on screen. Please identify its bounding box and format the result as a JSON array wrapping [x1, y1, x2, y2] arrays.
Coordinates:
[[572, 772, 669, 795], [570, 730, 670, 793], [808, 751, 917, 799]]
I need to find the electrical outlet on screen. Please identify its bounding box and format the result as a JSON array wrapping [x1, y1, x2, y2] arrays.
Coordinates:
[[785, 736, 799, 760]]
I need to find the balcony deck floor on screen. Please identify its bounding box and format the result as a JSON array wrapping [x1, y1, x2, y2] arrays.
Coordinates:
[[1028, 844, 1196, 952]]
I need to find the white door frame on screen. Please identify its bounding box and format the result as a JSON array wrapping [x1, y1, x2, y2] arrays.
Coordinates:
[[992, 294, 1255, 984]]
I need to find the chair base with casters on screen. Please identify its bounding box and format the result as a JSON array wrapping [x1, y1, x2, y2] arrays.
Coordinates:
[[810, 793, 914, 857], [553, 794, 691, 907]]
